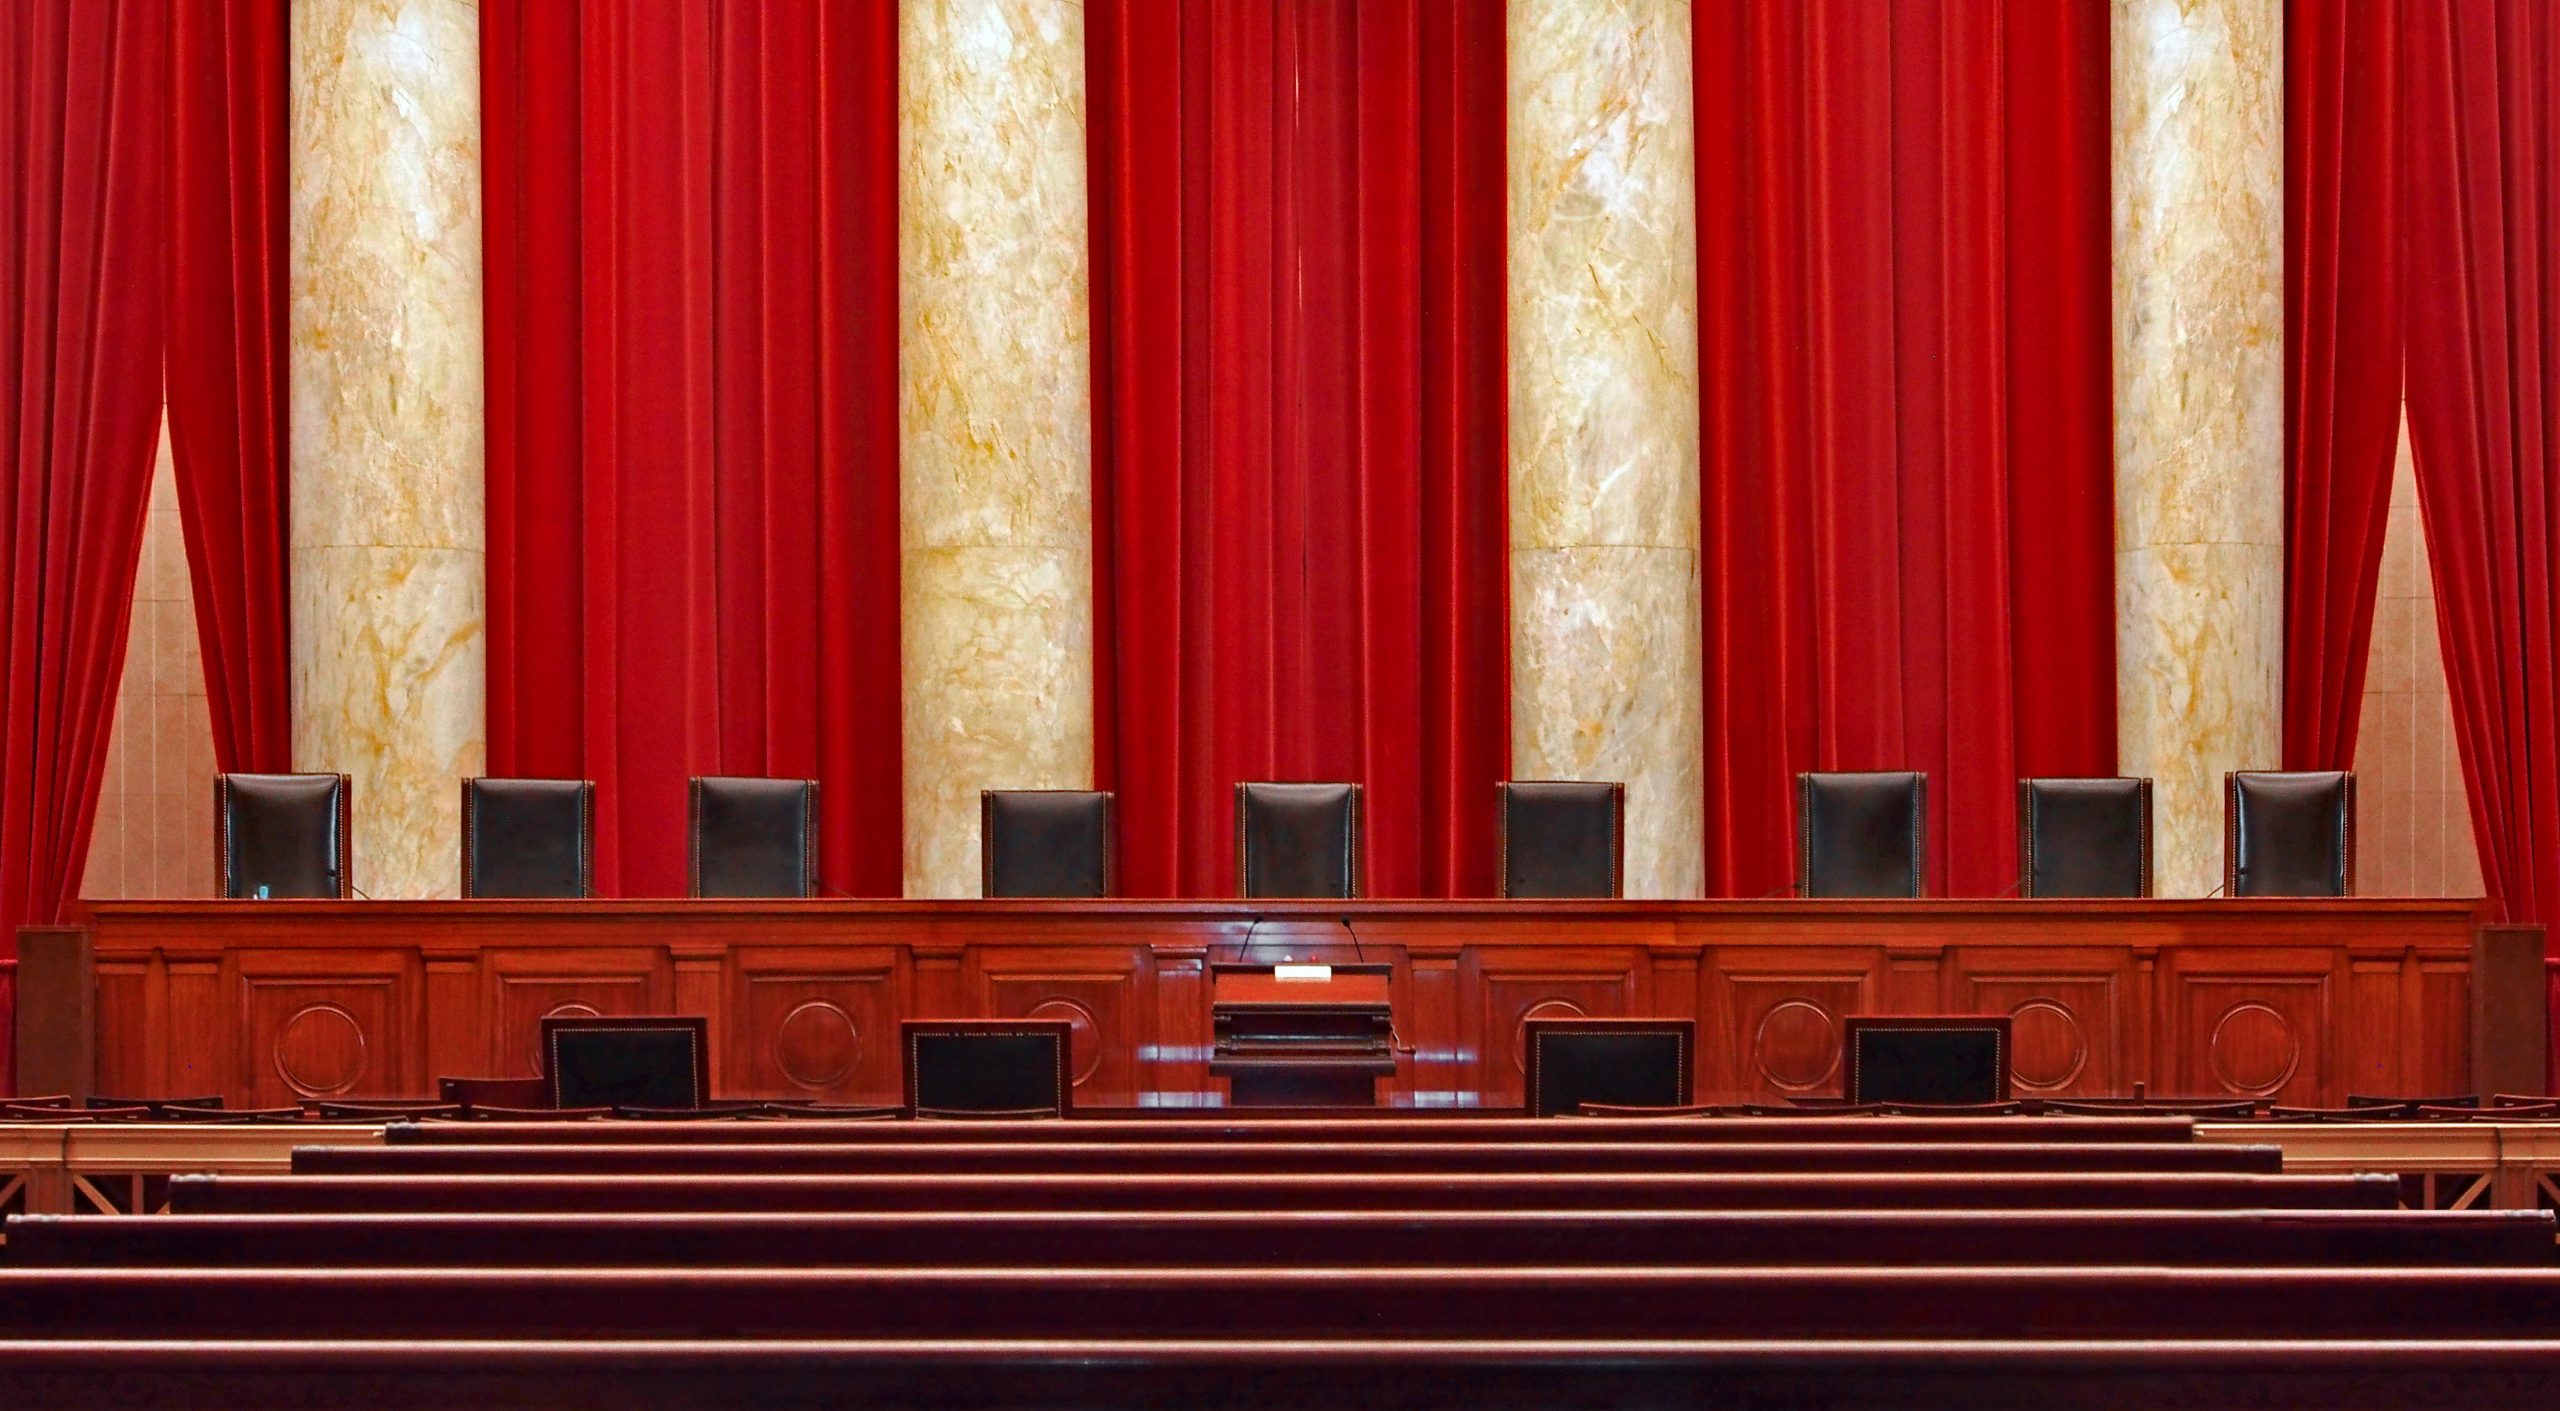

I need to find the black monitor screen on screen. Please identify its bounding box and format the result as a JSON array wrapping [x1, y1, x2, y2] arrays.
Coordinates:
[[1851, 1026, 2006, 1105], [546, 1023, 705, 1110], [910, 1032, 1065, 1113], [1530, 1031, 1689, 1116]]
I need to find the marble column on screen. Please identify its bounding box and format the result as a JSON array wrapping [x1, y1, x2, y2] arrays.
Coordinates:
[[2111, 0, 2283, 896], [1506, 0, 1705, 898], [899, 0, 1095, 898], [288, 0, 486, 898]]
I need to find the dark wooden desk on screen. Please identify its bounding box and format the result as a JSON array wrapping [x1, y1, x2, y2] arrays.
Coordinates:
[[50, 896, 2490, 1107]]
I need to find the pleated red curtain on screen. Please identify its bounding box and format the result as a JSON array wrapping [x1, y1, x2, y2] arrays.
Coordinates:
[[2400, 0, 2560, 941], [1086, 0, 1509, 899], [166, 0, 290, 774], [1694, 0, 2117, 898], [482, 0, 902, 897], [2283, 0, 2404, 772], [0, 0, 170, 1085]]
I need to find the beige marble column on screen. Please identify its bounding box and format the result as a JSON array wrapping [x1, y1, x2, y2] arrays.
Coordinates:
[[899, 0, 1095, 898], [289, 0, 486, 898], [1506, 0, 1705, 898], [2112, 0, 2283, 896]]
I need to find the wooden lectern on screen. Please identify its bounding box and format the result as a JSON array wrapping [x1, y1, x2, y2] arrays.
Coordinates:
[[1209, 963, 1395, 1107]]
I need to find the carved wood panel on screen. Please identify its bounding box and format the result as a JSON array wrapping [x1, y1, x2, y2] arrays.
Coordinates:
[[728, 947, 904, 1103], [970, 947, 1148, 1101], [2166, 950, 2338, 1103], [68, 899, 2482, 1107], [483, 949, 665, 1079], [1462, 948, 1647, 1108], [91, 963, 150, 1096], [1704, 949, 1886, 1102], [1948, 949, 2132, 1098], [233, 951, 413, 1106]]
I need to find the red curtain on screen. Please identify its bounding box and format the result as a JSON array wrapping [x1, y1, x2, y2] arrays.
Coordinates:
[[165, 0, 289, 774], [2283, 0, 2404, 771], [1087, 0, 1509, 899], [2400, 0, 2560, 938], [482, 0, 902, 897], [1694, 0, 2116, 898], [0, 0, 169, 1085]]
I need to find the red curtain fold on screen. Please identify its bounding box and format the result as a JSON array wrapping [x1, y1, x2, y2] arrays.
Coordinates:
[[1087, 0, 1509, 899], [2399, 0, 2560, 940], [2284, 0, 2404, 771], [0, 0, 170, 1085], [1695, 0, 2116, 898], [165, 0, 289, 775], [482, 0, 902, 897]]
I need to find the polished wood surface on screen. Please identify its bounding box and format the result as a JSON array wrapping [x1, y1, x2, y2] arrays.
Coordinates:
[[63, 895, 2487, 1107]]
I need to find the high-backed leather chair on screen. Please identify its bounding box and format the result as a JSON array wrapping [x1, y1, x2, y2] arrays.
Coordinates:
[[2018, 777, 2153, 898], [461, 778, 595, 899], [688, 777, 818, 899], [2226, 770, 2356, 897], [215, 772, 351, 899], [981, 790, 1114, 898], [1235, 782, 1361, 899], [1794, 771, 1926, 898], [1499, 781, 1625, 899]]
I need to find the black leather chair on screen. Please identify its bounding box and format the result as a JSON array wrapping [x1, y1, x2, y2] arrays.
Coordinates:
[[2226, 770, 2356, 897], [2018, 777, 2152, 898], [1235, 782, 1362, 899], [215, 772, 351, 899], [1794, 771, 1926, 898], [1499, 781, 1625, 899], [981, 790, 1114, 898], [688, 777, 818, 899], [461, 778, 595, 899]]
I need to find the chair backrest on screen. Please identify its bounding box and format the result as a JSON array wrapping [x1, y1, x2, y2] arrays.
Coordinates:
[[216, 773, 351, 899], [2018, 777, 2153, 898], [461, 778, 595, 899], [688, 777, 818, 898], [902, 1020, 1073, 1117], [1794, 771, 1926, 898], [1498, 781, 1625, 899], [1523, 1018, 1693, 1117], [1234, 782, 1362, 899], [2225, 770, 2356, 897], [980, 790, 1115, 898], [541, 1016, 710, 1111]]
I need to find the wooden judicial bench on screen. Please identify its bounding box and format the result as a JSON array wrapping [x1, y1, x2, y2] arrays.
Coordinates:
[[28, 896, 2513, 1109]]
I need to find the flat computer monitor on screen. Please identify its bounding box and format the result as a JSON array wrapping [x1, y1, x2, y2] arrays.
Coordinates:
[[1844, 1016, 2013, 1105], [541, 1016, 709, 1110]]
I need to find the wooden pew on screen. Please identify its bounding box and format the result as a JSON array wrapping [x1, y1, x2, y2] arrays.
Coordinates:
[[4, 1267, 2560, 1340], [164, 1170, 2401, 1214], [0, 1338, 2556, 1411], [12, 1207, 2552, 1270], [291, 1139, 2285, 1177], [379, 1115, 2205, 1146]]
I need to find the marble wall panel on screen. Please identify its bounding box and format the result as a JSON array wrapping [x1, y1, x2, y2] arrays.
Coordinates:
[[2111, 0, 2283, 895], [899, 0, 1095, 897], [288, 0, 485, 897], [1507, 0, 1705, 898]]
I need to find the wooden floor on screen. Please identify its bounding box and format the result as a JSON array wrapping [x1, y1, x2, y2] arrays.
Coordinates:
[[5, 1110, 2560, 1406]]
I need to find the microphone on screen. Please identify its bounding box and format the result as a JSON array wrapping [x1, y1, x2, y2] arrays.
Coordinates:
[[1230, 914, 1269, 967], [1339, 915, 1415, 1057]]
